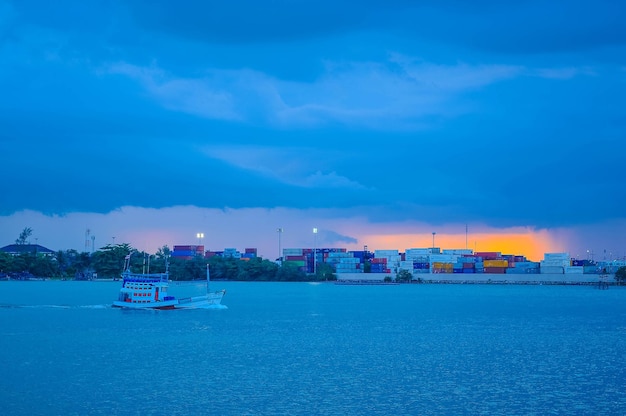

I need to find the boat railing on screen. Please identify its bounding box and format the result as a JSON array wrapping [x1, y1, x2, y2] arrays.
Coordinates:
[[122, 271, 169, 283]]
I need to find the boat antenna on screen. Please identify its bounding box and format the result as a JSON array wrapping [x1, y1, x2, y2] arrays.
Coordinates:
[[206, 263, 211, 293]]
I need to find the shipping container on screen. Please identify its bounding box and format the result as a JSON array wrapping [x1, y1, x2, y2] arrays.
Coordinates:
[[430, 254, 458, 263], [540, 266, 564, 274], [484, 267, 507, 274], [506, 267, 539, 274], [513, 261, 540, 269], [475, 252, 501, 260], [173, 245, 204, 253], [432, 262, 454, 273], [328, 252, 353, 258], [443, 249, 473, 255], [405, 248, 432, 256], [284, 260, 306, 267], [484, 259, 509, 268], [541, 259, 570, 267], [583, 265, 600, 274], [543, 253, 570, 261], [375, 249, 399, 256], [172, 250, 195, 257], [285, 255, 306, 261], [399, 261, 414, 269], [172, 255, 192, 261]]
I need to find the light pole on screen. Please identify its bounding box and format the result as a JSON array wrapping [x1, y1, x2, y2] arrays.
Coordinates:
[[277, 228, 283, 262], [313, 227, 318, 275], [432, 232, 436, 249], [196, 232, 204, 246]]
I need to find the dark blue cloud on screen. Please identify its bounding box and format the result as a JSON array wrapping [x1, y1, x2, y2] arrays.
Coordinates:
[[1, 0, 625, 237]]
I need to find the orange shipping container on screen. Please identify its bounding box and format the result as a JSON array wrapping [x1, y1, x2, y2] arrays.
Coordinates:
[[484, 259, 509, 268]]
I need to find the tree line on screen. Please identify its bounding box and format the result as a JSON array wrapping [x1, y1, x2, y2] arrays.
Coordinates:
[[0, 242, 337, 282]]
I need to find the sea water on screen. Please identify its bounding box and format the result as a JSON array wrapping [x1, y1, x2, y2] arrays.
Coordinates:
[[1, 281, 625, 415]]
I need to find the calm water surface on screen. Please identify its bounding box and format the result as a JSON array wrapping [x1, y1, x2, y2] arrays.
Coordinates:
[[1, 281, 625, 415]]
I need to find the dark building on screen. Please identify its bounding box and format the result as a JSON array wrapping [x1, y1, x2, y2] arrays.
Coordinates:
[[0, 244, 56, 257]]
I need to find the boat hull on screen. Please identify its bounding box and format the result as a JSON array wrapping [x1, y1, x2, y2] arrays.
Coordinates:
[[174, 290, 226, 309], [112, 299, 178, 309], [112, 290, 225, 310]]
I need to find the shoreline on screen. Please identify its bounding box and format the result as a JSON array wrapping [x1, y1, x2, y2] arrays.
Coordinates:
[[3, 276, 619, 287]]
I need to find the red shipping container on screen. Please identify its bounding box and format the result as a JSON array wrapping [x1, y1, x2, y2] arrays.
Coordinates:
[[475, 252, 501, 260], [484, 267, 506, 274]]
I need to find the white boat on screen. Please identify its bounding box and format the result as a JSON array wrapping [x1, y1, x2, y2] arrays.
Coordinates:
[[112, 257, 225, 309]]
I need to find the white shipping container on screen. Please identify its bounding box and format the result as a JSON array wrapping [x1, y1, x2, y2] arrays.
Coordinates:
[[283, 248, 303, 256], [336, 268, 362, 273], [544, 253, 570, 261], [375, 250, 399, 257], [429, 254, 458, 263], [405, 248, 431, 256], [443, 249, 473, 255], [539, 260, 571, 267], [514, 262, 540, 269], [541, 259, 570, 267], [406, 256, 429, 263], [399, 261, 414, 269], [328, 252, 352, 258], [540, 266, 564, 274], [564, 266, 584, 274]]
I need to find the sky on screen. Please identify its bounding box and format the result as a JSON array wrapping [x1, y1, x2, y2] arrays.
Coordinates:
[[1, 0, 625, 262]]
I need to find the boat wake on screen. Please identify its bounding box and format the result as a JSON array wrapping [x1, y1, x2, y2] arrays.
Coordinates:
[[195, 303, 228, 310], [0, 303, 112, 309]]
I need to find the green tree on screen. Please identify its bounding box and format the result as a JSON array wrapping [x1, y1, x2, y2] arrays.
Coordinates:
[[15, 227, 33, 245], [31, 254, 59, 278], [91, 243, 135, 278], [238, 257, 279, 281], [313, 262, 336, 281], [276, 262, 307, 281], [615, 266, 626, 285], [55, 250, 92, 279], [396, 269, 413, 283], [0, 252, 12, 274]]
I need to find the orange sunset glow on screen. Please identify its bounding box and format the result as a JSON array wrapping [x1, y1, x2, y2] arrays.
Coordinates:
[[357, 228, 559, 262]]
